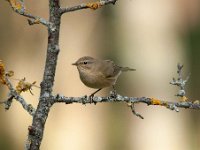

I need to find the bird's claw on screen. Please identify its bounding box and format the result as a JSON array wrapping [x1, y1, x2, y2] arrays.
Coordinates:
[[110, 90, 117, 99], [88, 94, 97, 105]]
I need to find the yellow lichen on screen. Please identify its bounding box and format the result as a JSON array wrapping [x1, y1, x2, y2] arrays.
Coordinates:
[[28, 19, 41, 25], [193, 100, 200, 104], [127, 101, 132, 107], [180, 96, 188, 102], [6, 70, 14, 77], [0, 60, 14, 85], [8, 0, 23, 11], [0, 60, 6, 84], [16, 78, 37, 94], [86, 2, 102, 10], [151, 98, 162, 105], [32, 19, 40, 24]]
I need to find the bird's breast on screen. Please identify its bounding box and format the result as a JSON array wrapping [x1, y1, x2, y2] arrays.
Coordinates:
[[78, 69, 117, 89]]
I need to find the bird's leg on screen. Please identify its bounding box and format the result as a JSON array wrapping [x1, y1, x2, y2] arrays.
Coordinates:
[[111, 85, 117, 98], [89, 88, 102, 104]]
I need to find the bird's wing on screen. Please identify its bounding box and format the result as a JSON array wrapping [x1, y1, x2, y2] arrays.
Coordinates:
[[99, 60, 121, 78]]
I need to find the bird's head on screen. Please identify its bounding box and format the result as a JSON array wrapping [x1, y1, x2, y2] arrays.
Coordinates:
[[72, 56, 96, 71]]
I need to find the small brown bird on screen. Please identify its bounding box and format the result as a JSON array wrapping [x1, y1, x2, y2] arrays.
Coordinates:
[[72, 56, 136, 100]]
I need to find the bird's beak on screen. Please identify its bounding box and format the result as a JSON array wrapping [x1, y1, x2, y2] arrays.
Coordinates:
[[72, 62, 77, 66]]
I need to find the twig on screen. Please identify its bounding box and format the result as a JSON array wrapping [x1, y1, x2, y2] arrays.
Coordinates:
[[60, 0, 118, 14], [1, 76, 36, 116], [170, 63, 190, 98], [0, 94, 14, 110], [128, 102, 144, 119], [5, 0, 54, 30]]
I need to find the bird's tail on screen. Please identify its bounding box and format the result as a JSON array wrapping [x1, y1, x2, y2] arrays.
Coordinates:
[[121, 67, 136, 72]]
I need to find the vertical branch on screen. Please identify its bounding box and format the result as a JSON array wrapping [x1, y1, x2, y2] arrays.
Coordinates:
[[40, 0, 61, 96], [170, 63, 190, 100], [26, 0, 61, 149]]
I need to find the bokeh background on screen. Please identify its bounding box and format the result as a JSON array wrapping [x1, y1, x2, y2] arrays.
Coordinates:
[[0, 0, 200, 150]]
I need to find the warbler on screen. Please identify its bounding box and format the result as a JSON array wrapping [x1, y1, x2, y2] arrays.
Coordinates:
[[72, 56, 136, 101]]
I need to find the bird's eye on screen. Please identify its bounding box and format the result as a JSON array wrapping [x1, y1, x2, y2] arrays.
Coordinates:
[[83, 62, 87, 64]]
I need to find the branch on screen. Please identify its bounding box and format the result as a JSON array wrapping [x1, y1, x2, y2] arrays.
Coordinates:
[[128, 102, 144, 119], [0, 94, 14, 110], [52, 93, 200, 119], [170, 63, 190, 100], [26, 0, 61, 149], [60, 0, 118, 14], [0, 76, 35, 116], [5, 0, 55, 30]]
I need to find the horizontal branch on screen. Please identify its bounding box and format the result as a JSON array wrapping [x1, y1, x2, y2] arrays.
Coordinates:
[[6, 0, 54, 30], [52, 92, 200, 118], [0, 76, 36, 116], [60, 0, 118, 14]]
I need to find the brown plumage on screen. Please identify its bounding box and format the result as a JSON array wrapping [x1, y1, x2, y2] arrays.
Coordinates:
[[72, 56, 136, 100]]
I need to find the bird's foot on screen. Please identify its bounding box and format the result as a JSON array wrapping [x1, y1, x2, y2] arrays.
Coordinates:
[[110, 89, 117, 99], [88, 88, 102, 104], [88, 94, 97, 105]]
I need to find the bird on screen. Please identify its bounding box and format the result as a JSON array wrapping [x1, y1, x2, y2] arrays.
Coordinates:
[[72, 56, 136, 102]]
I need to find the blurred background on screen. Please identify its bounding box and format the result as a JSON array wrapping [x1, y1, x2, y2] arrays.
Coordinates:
[[0, 0, 200, 150]]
